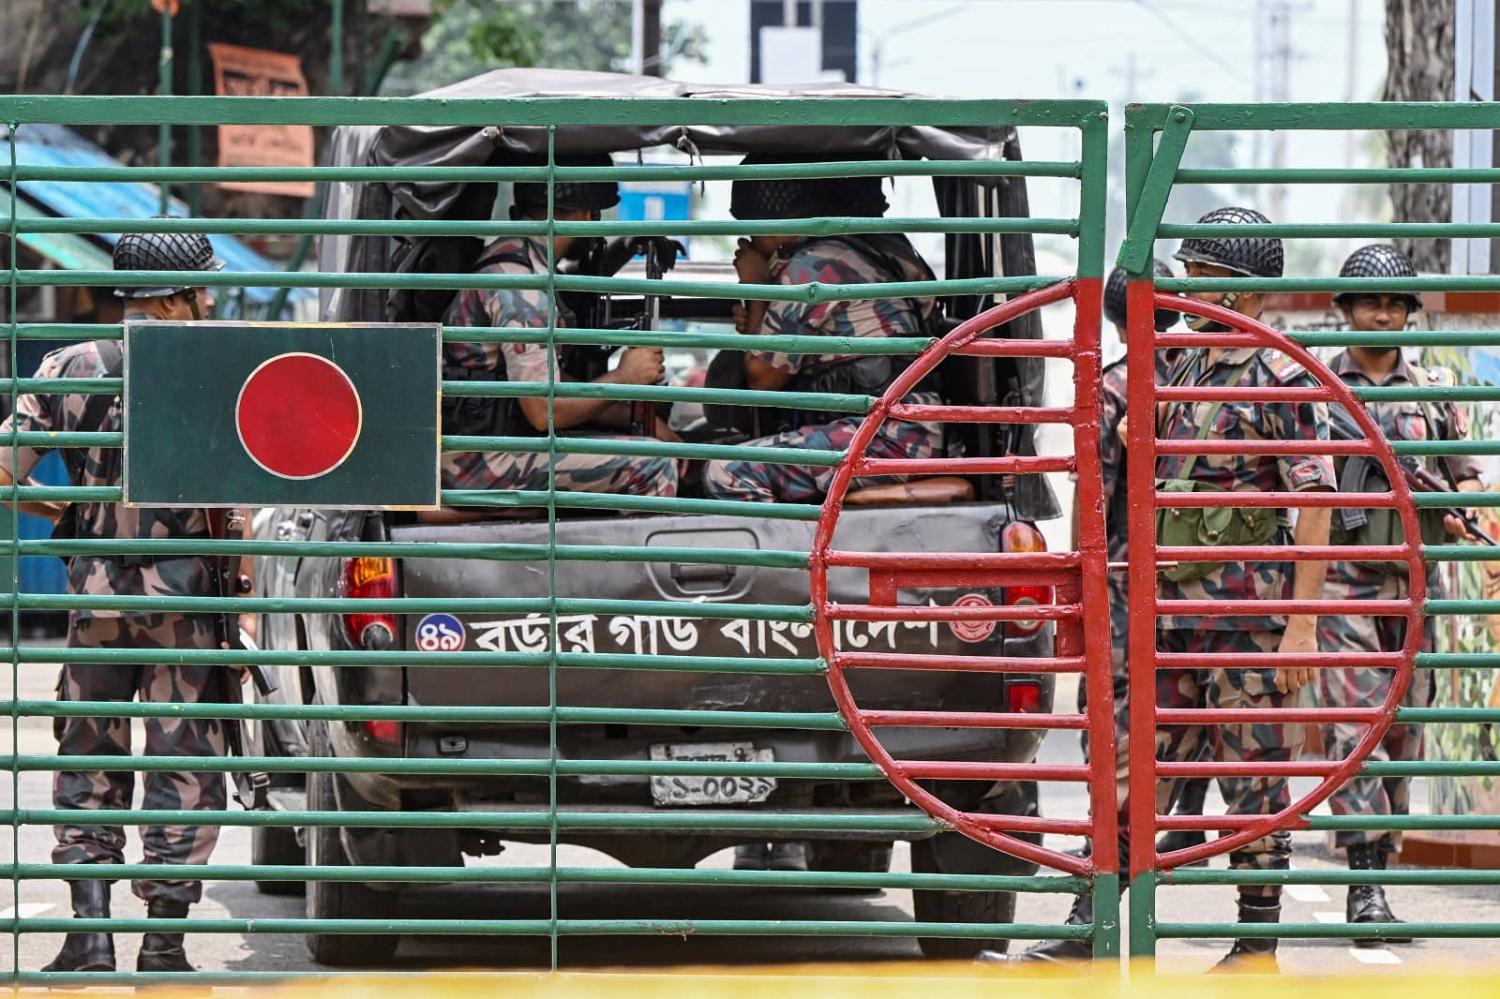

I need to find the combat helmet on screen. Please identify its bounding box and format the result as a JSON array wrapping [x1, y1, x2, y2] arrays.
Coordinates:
[[512, 154, 621, 214], [1172, 206, 1284, 278], [112, 226, 223, 299], [730, 155, 887, 221], [1333, 243, 1422, 312], [1103, 258, 1179, 331]]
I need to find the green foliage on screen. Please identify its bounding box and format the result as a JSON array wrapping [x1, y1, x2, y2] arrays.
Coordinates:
[[392, 0, 707, 95]]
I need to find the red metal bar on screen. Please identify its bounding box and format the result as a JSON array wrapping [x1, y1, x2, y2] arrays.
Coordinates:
[[859, 709, 1089, 730], [896, 760, 1091, 781], [833, 651, 1087, 674], [1154, 385, 1336, 403], [1154, 332, 1261, 350], [1156, 707, 1382, 725], [825, 602, 1079, 622], [889, 403, 1076, 425], [1157, 651, 1403, 669], [1154, 438, 1377, 456], [853, 455, 1074, 476], [954, 338, 1078, 358], [972, 814, 1094, 836], [1125, 277, 1162, 885], [1156, 490, 1398, 508], [824, 550, 1082, 571], [1158, 598, 1410, 617]]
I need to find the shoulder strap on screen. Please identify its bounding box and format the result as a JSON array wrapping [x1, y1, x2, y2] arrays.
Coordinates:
[[1170, 355, 1256, 484], [62, 340, 123, 484]]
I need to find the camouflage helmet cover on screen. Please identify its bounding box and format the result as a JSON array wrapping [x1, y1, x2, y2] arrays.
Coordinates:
[[1333, 243, 1422, 311], [112, 225, 224, 299], [1103, 257, 1179, 330], [1172, 205, 1284, 279]]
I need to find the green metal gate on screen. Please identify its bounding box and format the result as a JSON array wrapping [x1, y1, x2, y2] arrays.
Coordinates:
[[1120, 102, 1500, 959], [0, 93, 1118, 984]]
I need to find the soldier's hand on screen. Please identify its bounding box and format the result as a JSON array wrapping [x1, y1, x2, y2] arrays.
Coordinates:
[[1274, 623, 1318, 694], [616, 346, 665, 386], [733, 239, 769, 284]]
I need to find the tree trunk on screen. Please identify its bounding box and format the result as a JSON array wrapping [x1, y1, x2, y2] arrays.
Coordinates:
[[1384, 0, 1456, 271]]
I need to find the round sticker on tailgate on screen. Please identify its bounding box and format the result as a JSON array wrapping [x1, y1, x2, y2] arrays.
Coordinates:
[[415, 613, 465, 652], [949, 593, 997, 644]]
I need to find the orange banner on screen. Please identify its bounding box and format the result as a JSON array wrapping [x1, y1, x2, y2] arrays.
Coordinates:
[[207, 43, 315, 198]]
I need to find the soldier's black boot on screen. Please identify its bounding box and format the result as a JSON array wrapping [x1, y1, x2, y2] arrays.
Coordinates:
[[136, 900, 196, 973], [42, 879, 115, 973], [1154, 778, 1210, 865], [733, 844, 769, 870], [1347, 843, 1411, 946], [978, 891, 1095, 964], [1210, 895, 1280, 973]]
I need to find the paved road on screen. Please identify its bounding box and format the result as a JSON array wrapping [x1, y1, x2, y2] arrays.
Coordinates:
[[2, 664, 1495, 976]]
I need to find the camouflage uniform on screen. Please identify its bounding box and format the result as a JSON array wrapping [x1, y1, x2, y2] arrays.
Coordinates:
[[1088, 352, 1176, 809], [443, 236, 677, 497], [703, 237, 941, 502], [1319, 351, 1481, 851], [0, 335, 225, 906], [1149, 346, 1335, 885]]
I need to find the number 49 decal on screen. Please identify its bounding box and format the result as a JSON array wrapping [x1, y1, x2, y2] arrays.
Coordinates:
[[415, 613, 466, 652]]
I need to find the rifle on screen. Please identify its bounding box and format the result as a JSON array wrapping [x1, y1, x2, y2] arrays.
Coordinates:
[[630, 237, 679, 437], [1327, 406, 1498, 547], [208, 509, 278, 809]]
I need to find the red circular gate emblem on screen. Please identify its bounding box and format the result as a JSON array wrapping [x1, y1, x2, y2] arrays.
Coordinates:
[[948, 593, 997, 644], [235, 352, 363, 480]]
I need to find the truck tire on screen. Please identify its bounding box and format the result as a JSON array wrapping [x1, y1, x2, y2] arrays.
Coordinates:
[[910, 834, 1017, 959], [305, 724, 399, 966], [251, 822, 305, 897]]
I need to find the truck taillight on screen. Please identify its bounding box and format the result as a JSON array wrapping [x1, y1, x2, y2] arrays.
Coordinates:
[[362, 720, 402, 744], [340, 557, 397, 650], [1001, 522, 1051, 635], [1007, 680, 1043, 714]]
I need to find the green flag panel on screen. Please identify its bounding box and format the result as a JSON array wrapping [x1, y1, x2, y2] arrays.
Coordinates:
[[124, 321, 440, 508]]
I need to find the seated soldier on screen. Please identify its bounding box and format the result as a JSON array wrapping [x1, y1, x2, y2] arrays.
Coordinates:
[[442, 158, 678, 498], [702, 161, 942, 503]]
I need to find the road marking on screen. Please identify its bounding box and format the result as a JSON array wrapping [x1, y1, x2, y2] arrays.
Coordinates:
[[1349, 947, 1402, 965], [1284, 885, 1330, 903], [0, 903, 53, 920], [1314, 911, 1345, 923]]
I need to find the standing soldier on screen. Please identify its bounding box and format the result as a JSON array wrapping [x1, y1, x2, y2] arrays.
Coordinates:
[[701, 159, 942, 504], [442, 158, 678, 498], [0, 231, 249, 975], [1002, 259, 1182, 964], [1154, 207, 1335, 970], [1319, 244, 1482, 937]]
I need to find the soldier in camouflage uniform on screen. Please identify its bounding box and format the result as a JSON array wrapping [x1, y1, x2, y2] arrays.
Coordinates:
[[1155, 208, 1336, 971], [1000, 262, 1186, 965], [443, 161, 678, 499], [701, 162, 943, 504], [0, 231, 243, 975], [1317, 244, 1483, 938]]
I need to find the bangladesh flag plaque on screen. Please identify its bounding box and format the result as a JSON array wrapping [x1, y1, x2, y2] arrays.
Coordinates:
[[124, 321, 441, 509]]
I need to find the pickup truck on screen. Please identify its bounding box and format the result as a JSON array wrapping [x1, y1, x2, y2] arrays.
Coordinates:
[[250, 68, 1067, 966]]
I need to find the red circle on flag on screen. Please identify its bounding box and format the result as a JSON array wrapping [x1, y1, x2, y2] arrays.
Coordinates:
[[235, 353, 363, 480]]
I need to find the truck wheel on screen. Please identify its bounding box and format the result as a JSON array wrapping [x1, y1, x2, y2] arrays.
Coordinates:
[[252, 822, 305, 897], [910, 835, 1017, 959], [305, 724, 399, 966]]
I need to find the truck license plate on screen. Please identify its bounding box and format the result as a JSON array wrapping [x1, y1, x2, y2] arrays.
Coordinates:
[[649, 741, 776, 807]]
